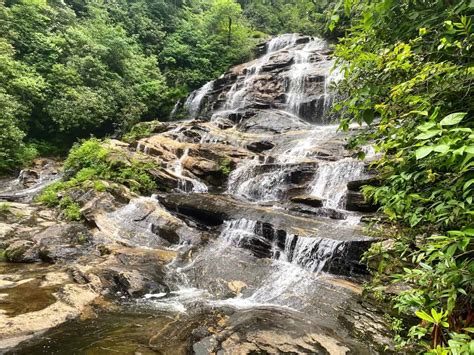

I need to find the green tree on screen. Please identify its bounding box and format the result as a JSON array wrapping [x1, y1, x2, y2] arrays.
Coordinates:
[[331, 0, 474, 352]]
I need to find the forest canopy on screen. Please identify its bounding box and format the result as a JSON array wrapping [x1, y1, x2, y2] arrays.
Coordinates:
[[0, 0, 333, 173]]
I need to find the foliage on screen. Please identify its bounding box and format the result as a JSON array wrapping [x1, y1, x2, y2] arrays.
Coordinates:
[[122, 121, 163, 143], [38, 138, 159, 220], [219, 158, 232, 176], [238, 0, 332, 37], [3, 0, 301, 174], [0, 202, 11, 215], [331, 0, 473, 352], [159, 0, 257, 89]]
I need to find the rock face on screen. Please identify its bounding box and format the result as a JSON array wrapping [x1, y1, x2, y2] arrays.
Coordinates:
[[1, 34, 390, 353]]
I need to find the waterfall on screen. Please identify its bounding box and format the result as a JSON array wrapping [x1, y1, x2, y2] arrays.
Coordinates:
[[289, 237, 345, 274], [224, 63, 263, 110], [222, 34, 300, 111], [184, 81, 214, 119], [227, 158, 288, 202], [286, 39, 326, 116], [275, 234, 345, 274], [310, 159, 366, 209], [169, 100, 180, 119], [278, 125, 339, 163], [220, 218, 259, 246], [172, 148, 208, 193], [266, 33, 298, 52], [322, 66, 344, 114]]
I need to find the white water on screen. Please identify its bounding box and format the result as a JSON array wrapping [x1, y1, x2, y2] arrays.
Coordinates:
[[169, 100, 180, 119], [226, 157, 288, 202], [145, 35, 369, 316], [266, 33, 299, 52], [184, 81, 214, 119], [281, 235, 345, 274], [310, 159, 366, 209], [0, 169, 62, 202], [172, 148, 208, 193], [286, 39, 326, 115], [223, 34, 300, 111]]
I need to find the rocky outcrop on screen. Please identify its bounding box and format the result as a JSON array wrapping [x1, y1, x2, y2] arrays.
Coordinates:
[[290, 195, 324, 208], [0, 34, 390, 353], [346, 177, 380, 213]]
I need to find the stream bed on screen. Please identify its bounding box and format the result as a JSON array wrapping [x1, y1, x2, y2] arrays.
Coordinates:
[[1, 34, 391, 354]]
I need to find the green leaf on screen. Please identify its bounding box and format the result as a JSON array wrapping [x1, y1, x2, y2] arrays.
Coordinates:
[[415, 130, 441, 140], [415, 146, 433, 159], [418, 122, 436, 131], [433, 145, 450, 154], [463, 179, 474, 191], [415, 310, 434, 323], [362, 109, 375, 124], [466, 146, 474, 154], [463, 228, 474, 236], [440, 112, 467, 126], [431, 308, 443, 323]]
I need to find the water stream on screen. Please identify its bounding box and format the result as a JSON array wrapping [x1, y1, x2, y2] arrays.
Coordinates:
[[172, 148, 208, 193], [184, 81, 214, 119], [5, 34, 385, 354]]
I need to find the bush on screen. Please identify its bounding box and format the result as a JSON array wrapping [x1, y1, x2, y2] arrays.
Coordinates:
[[332, 1, 474, 352], [37, 138, 158, 220]]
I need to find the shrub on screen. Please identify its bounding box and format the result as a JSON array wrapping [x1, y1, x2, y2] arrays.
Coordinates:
[[37, 138, 158, 220]]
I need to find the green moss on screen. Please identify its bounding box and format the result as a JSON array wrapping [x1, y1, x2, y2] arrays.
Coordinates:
[[93, 180, 107, 192], [0, 249, 6, 262], [219, 158, 232, 176], [0, 203, 11, 215]]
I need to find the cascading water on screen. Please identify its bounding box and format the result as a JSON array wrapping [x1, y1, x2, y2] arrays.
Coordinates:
[[283, 235, 345, 274], [286, 39, 326, 116], [6, 34, 388, 354], [172, 148, 208, 193], [310, 159, 366, 209], [266, 33, 298, 52], [184, 81, 214, 119], [226, 158, 289, 202], [222, 34, 300, 111]]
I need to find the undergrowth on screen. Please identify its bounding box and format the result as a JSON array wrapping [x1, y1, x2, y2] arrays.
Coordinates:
[[37, 138, 157, 220]]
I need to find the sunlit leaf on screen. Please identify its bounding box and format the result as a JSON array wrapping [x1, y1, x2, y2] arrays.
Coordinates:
[[440, 112, 467, 126], [415, 146, 433, 159]]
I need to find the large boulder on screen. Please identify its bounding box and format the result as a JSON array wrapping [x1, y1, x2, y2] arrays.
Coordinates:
[[5, 240, 40, 263]]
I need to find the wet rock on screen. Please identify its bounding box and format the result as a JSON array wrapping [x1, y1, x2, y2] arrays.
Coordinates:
[[346, 191, 379, 213], [18, 169, 39, 187], [0, 222, 14, 240], [32, 223, 92, 262], [0, 159, 61, 203], [114, 270, 154, 297], [158, 193, 374, 276], [0, 283, 97, 350], [199, 308, 351, 354], [134, 134, 250, 188], [92, 247, 174, 297], [79, 189, 129, 221], [286, 204, 347, 220], [157, 193, 368, 241], [92, 197, 201, 248], [290, 195, 324, 208], [237, 109, 309, 134], [246, 140, 274, 153], [347, 176, 381, 191], [5, 240, 40, 263]]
